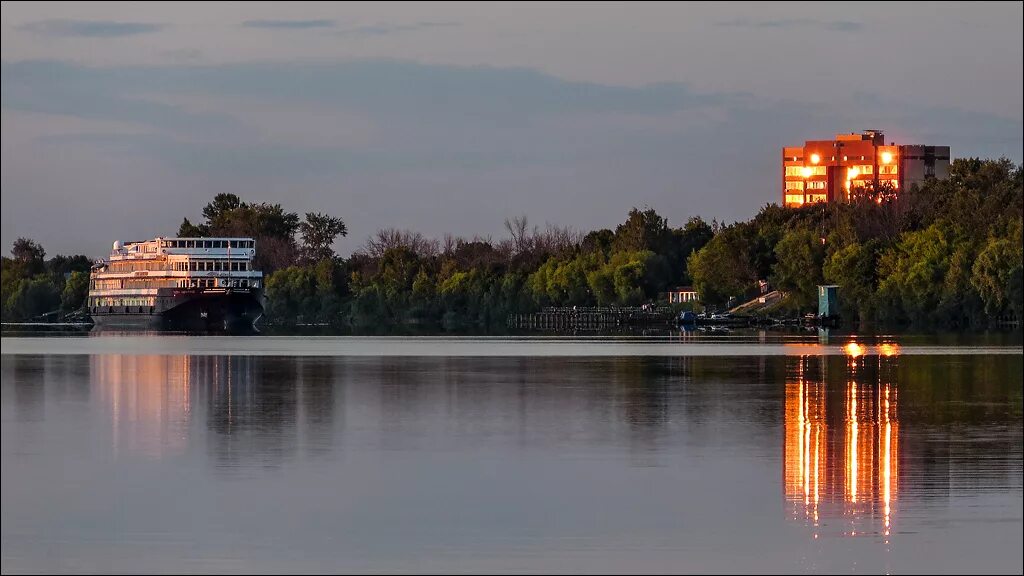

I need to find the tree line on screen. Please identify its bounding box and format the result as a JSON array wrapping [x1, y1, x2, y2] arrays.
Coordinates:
[[687, 158, 1022, 326], [2, 157, 1020, 328], [1, 239, 91, 322]]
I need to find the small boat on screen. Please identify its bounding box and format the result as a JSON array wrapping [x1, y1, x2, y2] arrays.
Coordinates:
[[678, 311, 697, 325]]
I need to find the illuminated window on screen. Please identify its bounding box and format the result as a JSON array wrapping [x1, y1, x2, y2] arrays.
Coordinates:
[[807, 194, 827, 203], [785, 166, 807, 176], [810, 166, 827, 176], [879, 165, 898, 174], [807, 181, 826, 190], [785, 180, 805, 190], [858, 165, 873, 174], [785, 194, 805, 205]]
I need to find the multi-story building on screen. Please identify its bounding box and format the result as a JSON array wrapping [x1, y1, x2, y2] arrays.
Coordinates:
[[782, 130, 950, 207]]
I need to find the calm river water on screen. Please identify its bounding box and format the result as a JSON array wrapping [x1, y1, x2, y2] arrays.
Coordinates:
[[2, 334, 1022, 573]]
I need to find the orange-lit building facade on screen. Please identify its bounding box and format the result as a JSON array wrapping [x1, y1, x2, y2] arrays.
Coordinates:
[[782, 130, 950, 207]]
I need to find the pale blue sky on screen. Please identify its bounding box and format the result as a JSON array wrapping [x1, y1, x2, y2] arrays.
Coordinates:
[[2, 1, 1022, 257]]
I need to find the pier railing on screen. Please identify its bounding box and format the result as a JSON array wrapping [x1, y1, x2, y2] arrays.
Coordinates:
[[507, 306, 675, 331]]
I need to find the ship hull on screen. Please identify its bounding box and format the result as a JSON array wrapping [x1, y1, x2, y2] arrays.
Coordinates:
[[90, 290, 263, 331]]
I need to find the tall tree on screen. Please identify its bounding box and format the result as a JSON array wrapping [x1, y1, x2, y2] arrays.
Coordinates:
[[299, 212, 348, 263], [11, 238, 46, 273], [772, 227, 826, 310], [177, 217, 209, 237], [612, 207, 671, 254], [201, 193, 242, 230]]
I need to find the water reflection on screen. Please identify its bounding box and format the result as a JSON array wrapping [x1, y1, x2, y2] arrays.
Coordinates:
[[784, 354, 901, 539], [2, 349, 1021, 573], [88, 355, 340, 468], [93, 355, 193, 458]]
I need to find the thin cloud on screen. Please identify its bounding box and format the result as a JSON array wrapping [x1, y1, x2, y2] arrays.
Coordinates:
[[715, 18, 864, 32], [242, 19, 336, 30], [335, 21, 461, 37], [18, 19, 166, 38]]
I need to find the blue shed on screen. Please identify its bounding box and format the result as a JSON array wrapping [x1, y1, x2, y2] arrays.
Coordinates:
[[818, 285, 839, 319]]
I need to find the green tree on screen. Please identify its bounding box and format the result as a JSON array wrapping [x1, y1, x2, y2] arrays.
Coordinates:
[[876, 223, 957, 322], [201, 193, 242, 230], [971, 222, 1024, 316], [612, 207, 671, 254], [5, 277, 61, 321], [11, 238, 46, 275], [671, 216, 715, 285], [61, 271, 89, 311], [299, 212, 348, 263], [771, 227, 825, 310], [687, 225, 758, 306], [823, 241, 881, 320], [177, 217, 209, 237]]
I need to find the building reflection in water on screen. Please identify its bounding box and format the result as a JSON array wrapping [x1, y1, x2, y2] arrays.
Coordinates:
[[783, 346, 900, 540]]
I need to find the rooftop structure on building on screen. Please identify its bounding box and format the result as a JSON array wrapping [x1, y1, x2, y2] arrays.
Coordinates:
[[782, 130, 950, 207]]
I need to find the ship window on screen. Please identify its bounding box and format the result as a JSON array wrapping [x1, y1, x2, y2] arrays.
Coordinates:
[[230, 262, 238, 271], [241, 262, 248, 271]]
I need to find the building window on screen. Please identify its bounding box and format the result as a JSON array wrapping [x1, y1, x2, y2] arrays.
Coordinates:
[[807, 181, 826, 190], [785, 180, 805, 191], [858, 165, 873, 174], [785, 194, 805, 205], [879, 165, 898, 174]]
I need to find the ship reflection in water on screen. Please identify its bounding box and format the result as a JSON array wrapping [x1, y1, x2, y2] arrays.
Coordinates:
[[784, 344, 901, 540]]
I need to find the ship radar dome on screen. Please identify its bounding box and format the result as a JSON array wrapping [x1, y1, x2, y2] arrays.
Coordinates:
[[113, 240, 123, 251]]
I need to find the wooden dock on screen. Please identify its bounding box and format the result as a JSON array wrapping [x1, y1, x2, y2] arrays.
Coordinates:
[[507, 306, 675, 331]]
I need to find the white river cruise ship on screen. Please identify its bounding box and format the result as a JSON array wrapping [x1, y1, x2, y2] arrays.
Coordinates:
[[88, 237, 264, 329]]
